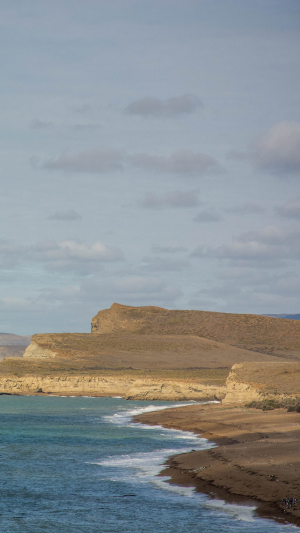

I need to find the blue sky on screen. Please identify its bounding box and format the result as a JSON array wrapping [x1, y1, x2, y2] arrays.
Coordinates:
[[1, 0, 300, 334]]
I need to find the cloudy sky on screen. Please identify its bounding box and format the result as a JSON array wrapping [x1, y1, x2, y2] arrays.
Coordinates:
[[1, 0, 300, 334]]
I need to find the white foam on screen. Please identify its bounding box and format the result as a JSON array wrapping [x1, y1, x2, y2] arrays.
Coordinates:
[[93, 448, 261, 523], [103, 401, 201, 428], [96, 400, 283, 525], [204, 499, 256, 522], [93, 446, 201, 489]]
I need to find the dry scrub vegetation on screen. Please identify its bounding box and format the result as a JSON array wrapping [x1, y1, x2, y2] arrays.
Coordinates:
[[2, 304, 300, 389], [92, 303, 300, 358]]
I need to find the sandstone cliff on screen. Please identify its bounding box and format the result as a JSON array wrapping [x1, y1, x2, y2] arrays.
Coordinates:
[[1, 360, 299, 403], [2, 303, 300, 402], [223, 361, 300, 404], [0, 372, 225, 401]]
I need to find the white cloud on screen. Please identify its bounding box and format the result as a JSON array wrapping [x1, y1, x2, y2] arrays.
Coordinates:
[[48, 209, 82, 221], [191, 225, 300, 263], [30, 240, 123, 264], [252, 121, 300, 175], [1, 297, 30, 309], [0, 239, 124, 273], [229, 121, 300, 176], [140, 190, 200, 209], [140, 256, 190, 272], [275, 197, 300, 220], [124, 94, 203, 118]]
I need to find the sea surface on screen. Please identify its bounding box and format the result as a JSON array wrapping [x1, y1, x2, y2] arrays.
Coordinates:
[[0, 395, 298, 533]]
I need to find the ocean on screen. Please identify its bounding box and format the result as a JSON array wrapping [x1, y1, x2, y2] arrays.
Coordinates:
[[0, 395, 297, 533]]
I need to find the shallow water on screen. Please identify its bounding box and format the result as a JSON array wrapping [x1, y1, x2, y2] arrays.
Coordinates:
[[0, 396, 297, 532]]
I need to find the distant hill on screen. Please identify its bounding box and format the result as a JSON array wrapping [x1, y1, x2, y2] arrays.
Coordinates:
[[263, 314, 300, 321], [0, 333, 31, 346]]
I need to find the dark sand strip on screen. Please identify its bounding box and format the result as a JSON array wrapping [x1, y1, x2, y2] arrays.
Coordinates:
[[134, 403, 300, 527]]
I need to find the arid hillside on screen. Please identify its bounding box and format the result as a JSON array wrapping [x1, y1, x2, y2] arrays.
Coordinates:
[[91, 303, 300, 358], [2, 303, 300, 400], [0, 345, 28, 361], [0, 333, 31, 346], [22, 331, 289, 371]]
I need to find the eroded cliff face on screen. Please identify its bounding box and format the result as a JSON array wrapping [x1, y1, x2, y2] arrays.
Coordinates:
[[1, 361, 300, 402], [0, 374, 225, 401], [222, 361, 300, 404], [23, 340, 57, 359]]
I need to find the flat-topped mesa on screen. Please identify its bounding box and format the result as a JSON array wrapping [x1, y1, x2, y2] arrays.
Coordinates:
[[91, 302, 167, 334], [91, 303, 300, 357]]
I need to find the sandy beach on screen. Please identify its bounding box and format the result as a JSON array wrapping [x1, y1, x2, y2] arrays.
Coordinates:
[[135, 403, 300, 527]]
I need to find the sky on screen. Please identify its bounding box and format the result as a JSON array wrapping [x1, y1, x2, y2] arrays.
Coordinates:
[[1, 0, 300, 335]]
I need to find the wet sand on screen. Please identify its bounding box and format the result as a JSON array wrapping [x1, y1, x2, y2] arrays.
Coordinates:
[[134, 403, 300, 527]]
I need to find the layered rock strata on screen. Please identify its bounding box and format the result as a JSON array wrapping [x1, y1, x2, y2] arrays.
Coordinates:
[[0, 373, 225, 401]]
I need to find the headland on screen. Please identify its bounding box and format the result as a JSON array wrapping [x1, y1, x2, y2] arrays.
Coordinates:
[[2, 302, 300, 526]]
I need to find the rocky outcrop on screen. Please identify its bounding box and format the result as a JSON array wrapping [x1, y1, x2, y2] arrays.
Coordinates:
[[1, 361, 300, 402], [23, 340, 57, 358], [91, 303, 167, 334], [0, 374, 226, 401], [223, 361, 300, 404]]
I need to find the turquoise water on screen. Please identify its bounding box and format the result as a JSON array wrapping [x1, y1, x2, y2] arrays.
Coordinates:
[[0, 396, 297, 533]]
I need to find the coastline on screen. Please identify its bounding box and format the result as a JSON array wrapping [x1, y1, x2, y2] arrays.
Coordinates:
[[134, 403, 300, 528]]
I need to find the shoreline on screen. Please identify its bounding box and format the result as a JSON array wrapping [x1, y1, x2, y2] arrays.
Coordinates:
[[134, 403, 300, 528]]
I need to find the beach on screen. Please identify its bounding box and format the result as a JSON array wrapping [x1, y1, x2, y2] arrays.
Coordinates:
[[135, 403, 300, 527]]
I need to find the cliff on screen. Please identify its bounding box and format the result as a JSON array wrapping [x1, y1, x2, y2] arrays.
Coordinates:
[[0, 372, 226, 401], [1, 360, 299, 403], [222, 361, 300, 404], [1, 303, 300, 401]]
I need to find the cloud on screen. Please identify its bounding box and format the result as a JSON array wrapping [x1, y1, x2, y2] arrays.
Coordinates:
[[0, 297, 30, 309], [191, 225, 300, 263], [112, 276, 182, 303], [251, 121, 300, 175], [40, 147, 220, 176], [275, 197, 300, 220], [0, 240, 23, 268], [130, 150, 220, 176], [30, 119, 53, 129], [140, 190, 200, 209], [151, 245, 187, 254], [193, 210, 222, 223], [124, 94, 203, 118], [140, 256, 190, 272], [231, 121, 300, 176], [48, 209, 82, 221], [29, 240, 123, 270], [224, 203, 266, 215], [43, 147, 125, 173], [0, 239, 123, 273]]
